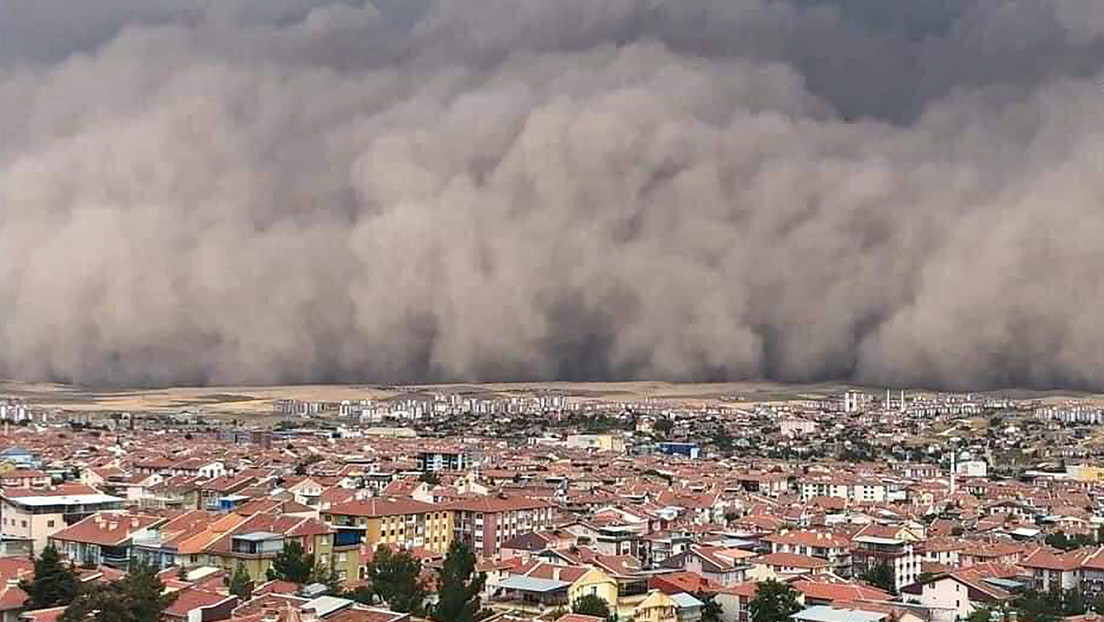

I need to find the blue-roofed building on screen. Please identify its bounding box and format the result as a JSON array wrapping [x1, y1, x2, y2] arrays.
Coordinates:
[[657, 443, 701, 459], [670, 592, 704, 622], [0, 447, 37, 468]]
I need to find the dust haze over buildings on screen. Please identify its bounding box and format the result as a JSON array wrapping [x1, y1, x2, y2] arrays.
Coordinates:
[[0, 0, 1103, 389]]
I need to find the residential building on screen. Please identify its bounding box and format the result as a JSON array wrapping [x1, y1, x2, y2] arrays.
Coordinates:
[[50, 511, 165, 569], [322, 498, 453, 555], [447, 495, 556, 557], [851, 536, 920, 592], [0, 486, 124, 553]]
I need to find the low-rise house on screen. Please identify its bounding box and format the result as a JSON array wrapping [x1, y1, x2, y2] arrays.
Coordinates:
[[49, 511, 165, 569], [748, 552, 832, 580], [1021, 548, 1083, 592], [663, 545, 751, 587], [763, 530, 852, 577], [900, 566, 1018, 620]]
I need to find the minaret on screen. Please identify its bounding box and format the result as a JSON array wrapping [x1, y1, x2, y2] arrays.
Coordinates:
[[950, 451, 957, 496], [900, 390, 906, 412]]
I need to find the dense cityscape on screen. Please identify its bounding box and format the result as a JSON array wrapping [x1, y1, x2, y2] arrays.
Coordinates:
[[0, 386, 1099, 622]]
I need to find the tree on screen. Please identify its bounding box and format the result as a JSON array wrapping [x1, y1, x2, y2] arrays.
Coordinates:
[[125, 562, 177, 622], [862, 562, 897, 595], [267, 540, 314, 585], [572, 594, 612, 620], [61, 562, 177, 622], [432, 541, 486, 622], [229, 564, 253, 600], [1091, 592, 1104, 614], [348, 586, 375, 605], [366, 545, 426, 614], [1015, 589, 1063, 622], [654, 419, 674, 435], [697, 592, 723, 622], [61, 585, 131, 622], [1045, 532, 1095, 552], [21, 544, 81, 609], [311, 560, 343, 595], [419, 471, 441, 486], [749, 579, 802, 622], [1064, 590, 1088, 616]]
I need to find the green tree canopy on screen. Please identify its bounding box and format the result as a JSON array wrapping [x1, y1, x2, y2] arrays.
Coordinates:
[[311, 560, 343, 595], [1045, 532, 1096, 552], [61, 562, 177, 622], [229, 564, 253, 600], [432, 541, 486, 622], [749, 579, 802, 622], [862, 562, 897, 595], [572, 594, 612, 620], [21, 544, 81, 609], [268, 540, 315, 585], [366, 545, 426, 614], [697, 592, 723, 622]]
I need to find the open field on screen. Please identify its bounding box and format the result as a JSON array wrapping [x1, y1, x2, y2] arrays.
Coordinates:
[[1, 379, 1103, 417]]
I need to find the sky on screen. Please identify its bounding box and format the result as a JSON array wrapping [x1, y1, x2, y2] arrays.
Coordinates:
[[0, 0, 1103, 389]]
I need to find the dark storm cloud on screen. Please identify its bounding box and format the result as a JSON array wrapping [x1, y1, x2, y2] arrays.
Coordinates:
[[1, 0, 1103, 389]]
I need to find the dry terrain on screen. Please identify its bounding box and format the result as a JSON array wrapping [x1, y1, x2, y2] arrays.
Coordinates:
[[0, 379, 1100, 417]]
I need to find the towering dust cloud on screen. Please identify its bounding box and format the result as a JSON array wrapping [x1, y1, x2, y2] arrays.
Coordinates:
[[1, 0, 1104, 389]]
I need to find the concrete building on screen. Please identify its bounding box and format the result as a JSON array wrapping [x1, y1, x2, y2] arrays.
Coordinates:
[[447, 495, 556, 557], [323, 497, 453, 555], [0, 487, 124, 554], [851, 535, 920, 592]]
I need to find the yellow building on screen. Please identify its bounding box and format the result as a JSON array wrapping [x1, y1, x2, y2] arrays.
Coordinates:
[[323, 498, 453, 555], [1067, 464, 1104, 483], [195, 513, 357, 586], [569, 569, 620, 610], [633, 591, 678, 622], [568, 568, 656, 621]]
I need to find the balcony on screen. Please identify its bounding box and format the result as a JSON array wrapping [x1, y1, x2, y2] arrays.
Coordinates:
[[618, 581, 650, 598], [101, 548, 130, 569]]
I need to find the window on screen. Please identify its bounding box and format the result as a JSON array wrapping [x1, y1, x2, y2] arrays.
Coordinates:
[[47, 520, 55, 528]]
